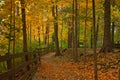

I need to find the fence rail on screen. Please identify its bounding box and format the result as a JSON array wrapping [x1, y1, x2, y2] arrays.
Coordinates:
[[0, 48, 46, 80], [114, 43, 120, 49]]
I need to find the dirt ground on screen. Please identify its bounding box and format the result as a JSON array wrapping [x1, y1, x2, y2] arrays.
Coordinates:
[[32, 49, 120, 80]]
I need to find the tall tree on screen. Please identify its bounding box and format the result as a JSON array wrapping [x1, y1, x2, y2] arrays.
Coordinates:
[[8, 0, 13, 54], [13, 0, 16, 54], [61, 17, 63, 49], [100, 0, 112, 53], [46, 23, 50, 52], [72, 0, 78, 62], [84, 0, 88, 64], [38, 26, 41, 47], [52, 1, 61, 56], [68, 18, 73, 48], [92, 0, 98, 80], [90, 27, 93, 48], [72, 0, 75, 61], [74, 0, 78, 62], [111, 22, 115, 48], [29, 23, 32, 50], [21, 0, 28, 52], [45, 23, 49, 45]]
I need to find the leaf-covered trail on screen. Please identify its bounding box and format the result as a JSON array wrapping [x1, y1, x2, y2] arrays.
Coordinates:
[[32, 52, 88, 80], [32, 52, 119, 80]]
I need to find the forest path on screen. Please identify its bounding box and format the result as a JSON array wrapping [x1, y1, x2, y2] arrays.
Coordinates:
[[32, 51, 120, 80], [32, 52, 87, 80]]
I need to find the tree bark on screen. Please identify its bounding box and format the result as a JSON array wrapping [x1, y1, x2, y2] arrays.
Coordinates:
[[46, 23, 50, 52], [29, 23, 32, 50], [61, 18, 63, 49], [52, 2, 61, 56], [84, 0, 88, 64], [92, 0, 98, 80], [72, 0, 75, 61], [20, 0, 30, 72], [96, 16, 100, 47], [68, 19, 73, 48], [13, 0, 16, 54], [8, 0, 13, 54], [74, 0, 78, 62], [91, 27, 93, 48], [72, 0, 78, 62], [38, 26, 41, 47], [100, 0, 112, 53], [111, 22, 115, 48], [21, 0, 28, 52]]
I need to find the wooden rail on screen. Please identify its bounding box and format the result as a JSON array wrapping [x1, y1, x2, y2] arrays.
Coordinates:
[[114, 44, 120, 49], [0, 48, 46, 80]]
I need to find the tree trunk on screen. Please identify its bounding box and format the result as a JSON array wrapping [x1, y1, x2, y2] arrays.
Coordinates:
[[77, 4, 80, 48], [96, 16, 100, 47], [68, 19, 73, 48], [8, 0, 13, 54], [84, 0, 88, 64], [13, 0, 16, 54], [45, 23, 49, 46], [52, 2, 61, 56], [61, 18, 63, 49], [42, 23, 45, 45], [21, 0, 29, 72], [92, 0, 98, 80], [16, 2, 20, 16], [47, 24, 50, 52], [72, 0, 75, 61], [111, 22, 115, 48], [46, 23, 50, 52], [38, 26, 41, 47], [29, 23, 32, 50], [91, 27, 93, 48], [72, 0, 78, 62], [21, 0, 28, 52], [100, 0, 112, 53], [74, 0, 78, 62]]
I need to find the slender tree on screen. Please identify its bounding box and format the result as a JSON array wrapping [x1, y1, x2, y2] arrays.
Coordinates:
[[21, 0, 28, 52], [92, 0, 98, 80], [13, 0, 16, 54], [8, 0, 13, 54], [38, 26, 41, 47], [84, 0, 88, 64], [72, 0, 75, 61], [46, 23, 50, 52], [74, 0, 78, 62], [29, 23, 32, 50], [45, 23, 49, 45], [68, 17, 73, 48], [90, 27, 93, 48], [111, 22, 115, 48], [61, 17, 63, 49], [96, 16, 100, 47]]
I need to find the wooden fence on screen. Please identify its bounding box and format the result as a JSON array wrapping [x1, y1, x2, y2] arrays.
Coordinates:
[[114, 43, 120, 49], [0, 48, 46, 80]]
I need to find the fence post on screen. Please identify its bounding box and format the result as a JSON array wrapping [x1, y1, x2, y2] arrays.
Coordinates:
[[38, 49, 41, 64], [25, 52, 30, 71], [6, 53, 13, 80], [33, 52, 37, 65]]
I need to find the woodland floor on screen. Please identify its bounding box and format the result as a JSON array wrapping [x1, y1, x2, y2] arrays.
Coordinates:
[[32, 49, 120, 80]]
